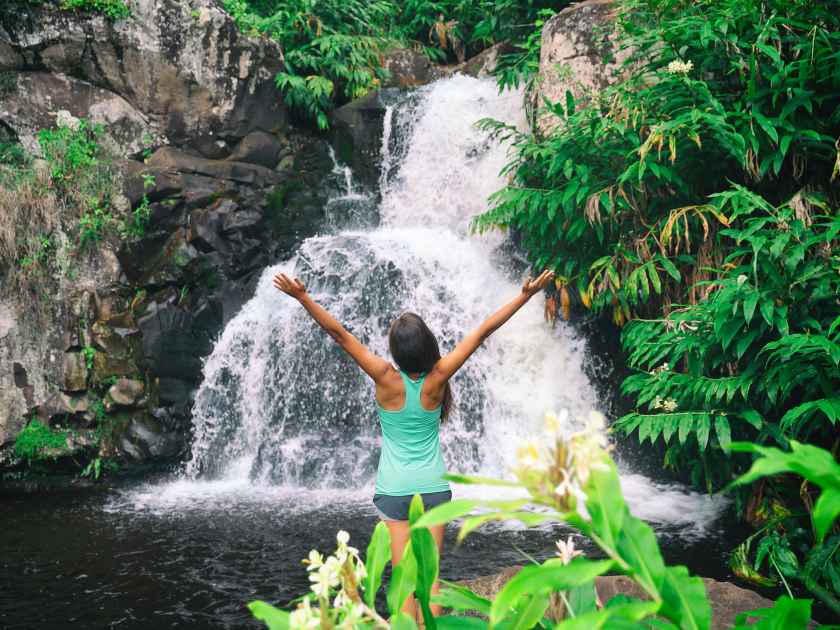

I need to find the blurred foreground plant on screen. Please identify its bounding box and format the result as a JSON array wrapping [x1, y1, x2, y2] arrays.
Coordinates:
[[249, 411, 834, 629]]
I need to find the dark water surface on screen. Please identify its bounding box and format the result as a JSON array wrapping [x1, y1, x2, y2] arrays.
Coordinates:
[[1, 477, 738, 630]]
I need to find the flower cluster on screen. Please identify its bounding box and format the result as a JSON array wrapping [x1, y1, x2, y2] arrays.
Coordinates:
[[290, 531, 374, 630], [666, 59, 694, 75], [512, 410, 611, 516], [653, 396, 678, 412]]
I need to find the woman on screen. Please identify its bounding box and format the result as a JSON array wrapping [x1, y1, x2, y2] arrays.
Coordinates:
[[273, 268, 554, 619]]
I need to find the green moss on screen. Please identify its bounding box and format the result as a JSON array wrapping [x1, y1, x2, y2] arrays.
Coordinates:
[[14, 420, 70, 461]]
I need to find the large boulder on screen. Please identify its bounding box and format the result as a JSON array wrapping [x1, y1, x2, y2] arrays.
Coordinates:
[[0, 0, 287, 158], [531, 0, 625, 134]]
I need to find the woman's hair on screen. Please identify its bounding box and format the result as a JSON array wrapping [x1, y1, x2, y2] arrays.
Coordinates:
[[388, 312, 452, 421]]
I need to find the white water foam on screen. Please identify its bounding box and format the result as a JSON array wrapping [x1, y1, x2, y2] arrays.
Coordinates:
[[114, 75, 727, 539]]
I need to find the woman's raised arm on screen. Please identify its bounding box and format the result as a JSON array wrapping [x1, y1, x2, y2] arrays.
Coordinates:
[[273, 273, 391, 384], [427, 270, 554, 385]]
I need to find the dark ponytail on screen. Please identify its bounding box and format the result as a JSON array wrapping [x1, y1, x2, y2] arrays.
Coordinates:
[[388, 312, 453, 421]]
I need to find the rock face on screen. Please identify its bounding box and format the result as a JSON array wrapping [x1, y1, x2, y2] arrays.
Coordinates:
[[0, 1, 342, 472], [461, 567, 776, 630], [0, 0, 286, 157], [531, 0, 625, 134]]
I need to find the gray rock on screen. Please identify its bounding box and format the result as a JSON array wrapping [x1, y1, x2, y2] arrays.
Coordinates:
[[147, 146, 281, 186], [36, 391, 90, 423], [119, 415, 180, 461], [227, 130, 286, 168], [380, 48, 447, 88], [107, 378, 145, 407], [0, 0, 287, 157], [531, 0, 626, 134], [61, 351, 88, 392]]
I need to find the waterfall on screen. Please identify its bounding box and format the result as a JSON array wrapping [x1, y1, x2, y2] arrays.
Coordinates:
[[174, 75, 726, 534]]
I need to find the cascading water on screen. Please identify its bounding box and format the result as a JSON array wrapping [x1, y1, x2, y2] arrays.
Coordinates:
[[141, 75, 726, 535]]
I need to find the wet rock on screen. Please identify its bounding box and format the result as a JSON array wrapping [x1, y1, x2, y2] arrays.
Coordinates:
[[331, 90, 402, 189], [119, 415, 180, 461], [381, 48, 447, 88], [227, 130, 286, 169], [0, 0, 287, 157], [61, 352, 88, 392], [107, 378, 146, 408], [448, 42, 514, 78], [147, 147, 281, 187], [531, 0, 626, 134], [136, 300, 211, 383]]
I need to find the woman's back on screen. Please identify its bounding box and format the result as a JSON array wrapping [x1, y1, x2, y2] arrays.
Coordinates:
[[375, 371, 449, 496]]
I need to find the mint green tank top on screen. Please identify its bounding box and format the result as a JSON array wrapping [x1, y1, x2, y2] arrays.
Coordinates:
[[374, 370, 450, 496]]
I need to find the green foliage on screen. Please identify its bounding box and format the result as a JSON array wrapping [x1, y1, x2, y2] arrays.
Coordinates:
[[81, 344, 96, 370], [472, 0, 840, 614], [222, 0, 566, 127], [13, 419, 69, 462], [59, 0, 130, 20], [80, 456, 119, 480], [250, 432, 826, 629], [222, 0, 393, 129]]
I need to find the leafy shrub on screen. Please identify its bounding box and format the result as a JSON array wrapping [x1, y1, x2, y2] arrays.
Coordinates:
[[248, 412, 831, 629], [473, 0, 840, 614], [14, 420, 69, 462], [222, 0, 566, 127], [59, 0, 130, 20]]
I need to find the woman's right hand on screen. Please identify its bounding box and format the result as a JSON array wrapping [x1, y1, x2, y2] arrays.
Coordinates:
[[522, 269, 555, 297], [273, 273, 307, 300]]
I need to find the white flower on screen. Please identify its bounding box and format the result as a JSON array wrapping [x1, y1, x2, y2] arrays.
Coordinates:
[[55, 109, 82, 131], [336, 530, 350, 546], [555, 535, 584, 565], [309, 557, 341, 597], [584, 411, 606, 433], [290, 599, 320, 630], [515, 441, 549, 472], [305, 550, 324, 571], [666, 59, 693, 75], [661, 398, 678, 412], [737, 274, 748, 286], [544, 409, 570, 436]]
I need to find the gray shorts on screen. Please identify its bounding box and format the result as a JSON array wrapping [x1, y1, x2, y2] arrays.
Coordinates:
[[373, 490, 452, 521]]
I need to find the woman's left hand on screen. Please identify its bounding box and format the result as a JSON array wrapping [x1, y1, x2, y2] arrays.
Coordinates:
[[273, 273, 307, 300]]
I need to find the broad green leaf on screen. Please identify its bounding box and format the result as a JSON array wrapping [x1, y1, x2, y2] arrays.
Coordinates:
[[743, 291, 759, 324], [411, 524, 440, 629], [567, 582, 598, 616], [457, 510, 571, 542], [413, 499, 530, 529], [490, 558, 614, 624], [409, 493, 425, 526], [432, 582, 491, 616], [616, 515, 666, 596], [812, 488, 840, 543], [391, 611, 420, 630], [364, 521, 392, 608], [714, 416, 731, 449], [554, 601, 660, 629], [435, 616, 488, 630], [585, 460, 626, 548], [387, 543, 417, 615], [443, 473, 523, 488], [659, 565, 711, 630], [503, 593, 550, 630], [730, 596, 811, 629], [659, 257, 681, 281], [247, 601, 290, 630]]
